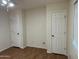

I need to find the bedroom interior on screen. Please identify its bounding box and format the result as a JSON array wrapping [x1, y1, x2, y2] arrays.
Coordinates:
[[0, 0, 78, 59]]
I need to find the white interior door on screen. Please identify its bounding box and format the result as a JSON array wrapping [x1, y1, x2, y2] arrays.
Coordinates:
[[10, 12, 21, 48], [51, 11, 67, 55]]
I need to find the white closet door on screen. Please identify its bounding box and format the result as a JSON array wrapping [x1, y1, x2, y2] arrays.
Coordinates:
[[10, 11, 22, 48], [51, 11, 67, 55]]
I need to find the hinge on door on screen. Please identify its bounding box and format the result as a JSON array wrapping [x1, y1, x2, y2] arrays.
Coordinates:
[[64, 16, 66, 18], [64, 48, 67, 50], [64, 32, 66, 34]]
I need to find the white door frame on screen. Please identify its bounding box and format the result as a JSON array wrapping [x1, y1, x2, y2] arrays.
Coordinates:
[[46, 10, 67, 55]]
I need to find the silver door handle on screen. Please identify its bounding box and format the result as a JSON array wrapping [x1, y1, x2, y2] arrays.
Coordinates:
[[17, 33, 19, 35], [52, 35, 54, 37]]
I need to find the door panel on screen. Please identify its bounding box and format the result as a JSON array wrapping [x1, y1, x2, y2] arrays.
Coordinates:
[[10, 13, 21, 48], [51, 11, 67, 55]]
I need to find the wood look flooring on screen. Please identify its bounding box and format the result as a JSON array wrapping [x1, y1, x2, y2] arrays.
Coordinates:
[[0, 47, 68, 59]]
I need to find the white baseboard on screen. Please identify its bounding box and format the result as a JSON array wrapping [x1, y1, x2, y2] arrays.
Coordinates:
[[47, 50, 52, 53], [26, 45, 46, 49], [0, 45, 12, 52], [66, 53, 71, 59], [68, 55, 71, 59], [20, 46, 27, 49]]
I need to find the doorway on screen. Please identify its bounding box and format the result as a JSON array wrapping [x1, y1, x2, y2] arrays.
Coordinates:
[[51, 10, 67, 55]]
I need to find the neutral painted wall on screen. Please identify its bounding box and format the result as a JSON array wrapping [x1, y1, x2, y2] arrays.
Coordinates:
[[46, 2, 68, 53], [0, 10, 11, 52], [67, 0, 78, 59], [25, 7, 47, 49]]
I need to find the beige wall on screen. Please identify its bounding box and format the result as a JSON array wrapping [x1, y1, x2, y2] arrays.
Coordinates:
[[25, 7, 47, 49], [0, 10, 11, 52], [67, 0, 78, 59]]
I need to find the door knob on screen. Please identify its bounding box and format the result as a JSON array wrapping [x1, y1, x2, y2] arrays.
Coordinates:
[[52, 35, 54, 37], [17, 33, 19, 35]]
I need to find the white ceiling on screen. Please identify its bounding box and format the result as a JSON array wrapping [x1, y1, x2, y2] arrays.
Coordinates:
[[13, 0, 68, 9]]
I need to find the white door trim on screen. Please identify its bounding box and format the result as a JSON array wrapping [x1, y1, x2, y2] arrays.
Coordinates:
[[47, 10, 67, 55], [51, 10, 67, 55]]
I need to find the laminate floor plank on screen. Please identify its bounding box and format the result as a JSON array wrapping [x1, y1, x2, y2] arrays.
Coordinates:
[[0, 47, 68, 59]]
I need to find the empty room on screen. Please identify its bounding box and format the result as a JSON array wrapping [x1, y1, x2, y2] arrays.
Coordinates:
[[0, 0, 78, 59]]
